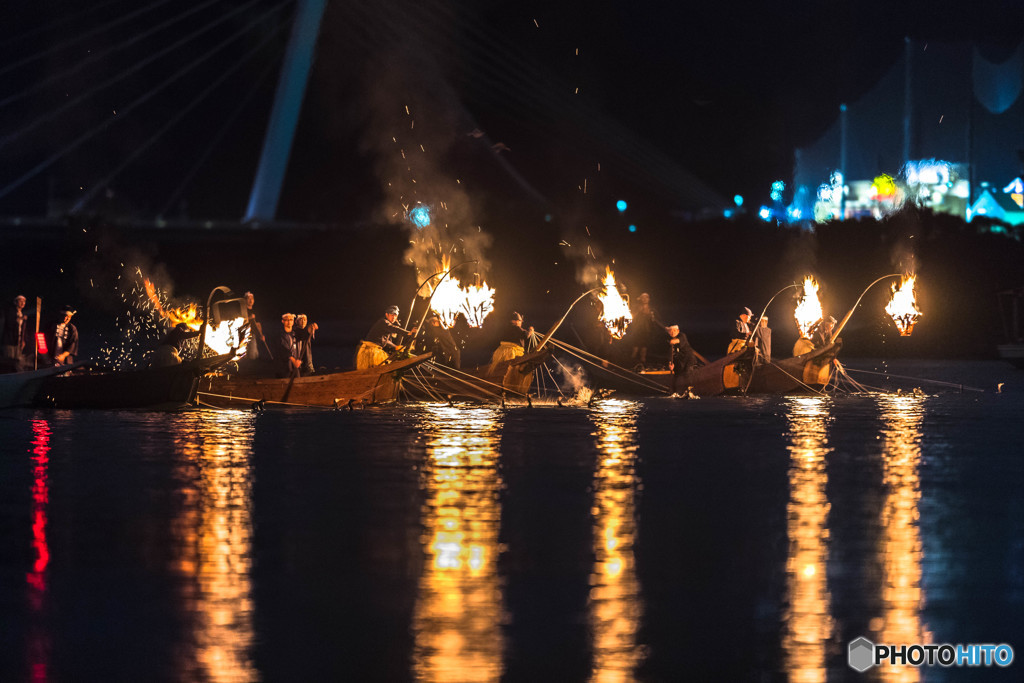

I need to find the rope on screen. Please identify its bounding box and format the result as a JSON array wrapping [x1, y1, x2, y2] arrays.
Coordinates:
[[546, 337, 670, 394], [762, 359, 827, 396], [842, 367, 984, 392]]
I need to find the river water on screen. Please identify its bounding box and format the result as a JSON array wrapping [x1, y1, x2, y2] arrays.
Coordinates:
[[1, 360, 1022, 682]]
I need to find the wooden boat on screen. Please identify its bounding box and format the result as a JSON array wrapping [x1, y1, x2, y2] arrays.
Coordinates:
[[34, 354, 233, 410], [398, 347, 553, 401], [0, 363, 84, 408], [196, 353, 432, 409], [744, 341, 841, 394]]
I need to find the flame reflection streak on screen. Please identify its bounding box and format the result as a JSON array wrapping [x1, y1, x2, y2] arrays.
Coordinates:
[[26, 419, 52, 683], [413, 405, 505, 682], [874, 394, 930, 683], [588, 399, 643, 682], [782, 396, 834, 683], [172, 412, 258, 683]]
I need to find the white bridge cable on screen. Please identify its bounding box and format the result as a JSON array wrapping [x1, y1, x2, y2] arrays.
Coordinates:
[[0, 0, 178, 79], [159, 57, 281, 217], [0, 0, 275, 153], [0, 0, 230, 110], [0, 0, 292, 203], [71, 23, 288, 213]]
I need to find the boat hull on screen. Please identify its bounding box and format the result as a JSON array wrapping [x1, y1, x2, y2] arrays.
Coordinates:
[[34, 355, 231, 410], [0, 364, 82, 408], [197, 353, 431, 408], [399, 348, 551, 401]]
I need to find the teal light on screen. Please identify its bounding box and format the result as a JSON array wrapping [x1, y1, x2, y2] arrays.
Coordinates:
[[628, 224, 637, 233], [616, 200, 628, 212], [733, 194, 743, 207]]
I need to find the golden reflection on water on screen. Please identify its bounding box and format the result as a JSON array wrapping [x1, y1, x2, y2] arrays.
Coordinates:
[[412, 405, 505, 683], [171, 411, 258, 683], [873, 394, 930, 683], [782, 396, 834, 683], [588, 399, 643, 682]]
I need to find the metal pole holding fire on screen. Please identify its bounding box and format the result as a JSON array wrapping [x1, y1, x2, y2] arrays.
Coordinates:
[[535, 288, 600, 352], [197, 286, 232, 360], [745, 283, 802, 345], [830, 274, 902, 344], [410, 260, 478, 352], [406, 267, 448, 329]]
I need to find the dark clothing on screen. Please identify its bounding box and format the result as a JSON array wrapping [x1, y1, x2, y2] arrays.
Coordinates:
[[160, 323, 201, 353], [669, 334, 697, 375], [277, 328, 300, 378], [752, 325, 772, 363], [499, 322, 531, 348], [294, 325, 315, 374], [1, 304, 27, 348], [627, 303, 660, 347], [246, 306, 262, 360], [44, 320, 78, 365], [417, 323, 460, 368], [364, 317, 411, 351], [810, 324, 833, 348]]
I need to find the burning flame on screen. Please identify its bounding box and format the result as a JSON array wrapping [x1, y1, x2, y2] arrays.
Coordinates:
[[425, 258, 496, 328], [794, 277, 824, 339], [143, 278, 249, 358], [598, 267, 632, 339], [885, 275, 921, 336]]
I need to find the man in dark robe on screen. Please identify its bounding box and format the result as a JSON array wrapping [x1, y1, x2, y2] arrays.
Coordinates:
[[752, 315, 772, 364], [294, 314, 318, 375], [417, 313, 460, 368], [44, 305, 79, 366], [1, 295, 27, 371], [278, 313, 302, 378], [151, 322, 201, 367]]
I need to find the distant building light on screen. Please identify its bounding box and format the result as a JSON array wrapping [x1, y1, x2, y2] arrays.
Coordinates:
[[616, 200, 628, 212], [759, 206, 772, 221], [733, 194, 743, 207], [723, 209, 734, 218], [1003, 177, 1024, 194], [628, 224, 637, 233]]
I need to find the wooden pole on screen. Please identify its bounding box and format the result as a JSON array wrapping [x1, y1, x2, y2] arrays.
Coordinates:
[[34, 297, 41, 370]]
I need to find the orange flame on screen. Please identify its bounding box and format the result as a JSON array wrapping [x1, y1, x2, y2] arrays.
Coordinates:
[[142, 277, 248, 358], [885, 275, 921, 336], [597, 267, 632, 339], [794, 277, 824, 339], [425, 258, 495, 328]]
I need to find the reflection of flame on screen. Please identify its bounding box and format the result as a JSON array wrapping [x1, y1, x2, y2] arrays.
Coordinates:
[[782, 396, 834, 683], [589, 399, 643, 680], [794, 277, 823, 339], [874, 394, 929, 683], [426, 258, 495, 328], [598, 267, 632, 339], [172, 412, 257, 682], [885, 275, 921, 337], [143, 277, 249, 358], [413, 405, 504, 682], [27, 419, 52, 683]]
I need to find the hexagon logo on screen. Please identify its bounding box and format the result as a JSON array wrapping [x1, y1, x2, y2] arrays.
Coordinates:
[[848, 636, 876, 672]]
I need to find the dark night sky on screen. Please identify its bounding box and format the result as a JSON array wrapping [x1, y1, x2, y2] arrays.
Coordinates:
[[2, 0, 1024, 226]]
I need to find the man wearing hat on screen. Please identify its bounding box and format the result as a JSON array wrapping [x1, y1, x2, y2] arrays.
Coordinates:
[[357, 305, 416, 370], [277, 313, 302, 378], [45, 305, 79, 366], [810, 315, 837, 349], [1, 295, 28, 371], [727, 306, 753, 353], [490, 310, 535, 366]]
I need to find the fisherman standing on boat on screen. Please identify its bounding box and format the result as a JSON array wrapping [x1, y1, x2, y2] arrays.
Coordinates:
[[278, 313, 302, 377], [357, 305, 416, 370], [810, 315, 836, 348], [294, 314, 318, 375], [1, 295, 27, 371], [45, 305, 79, 366], [751, 315, 772, 364], [667, 324, 696, 377], [728, 307, 753, 353], [244, 291, 267, 361], [417, 312, 460, 368], [490, 311, 534, 366]]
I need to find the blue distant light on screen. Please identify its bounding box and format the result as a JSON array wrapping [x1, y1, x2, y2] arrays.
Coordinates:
[[733, 195, 743, 207], [628, 224, 637, 233], [758, 206, 772, 221], [616, 199, 628, 212], [408, 205, 431, 229]]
